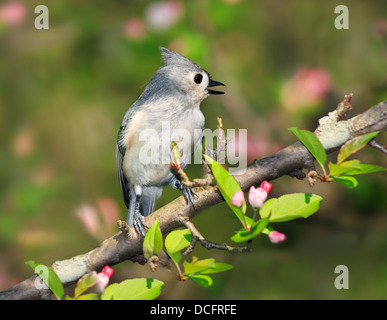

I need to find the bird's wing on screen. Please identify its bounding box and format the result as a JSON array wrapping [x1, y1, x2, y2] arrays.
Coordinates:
[[116, 106, 139, 209], [116, 143, 130, 208]]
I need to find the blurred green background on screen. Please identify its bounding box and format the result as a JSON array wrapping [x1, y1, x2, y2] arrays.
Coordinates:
[[1, 0, 387, 299]]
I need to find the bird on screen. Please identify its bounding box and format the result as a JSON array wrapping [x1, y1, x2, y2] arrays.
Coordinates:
[[116, 47, 225, 236]]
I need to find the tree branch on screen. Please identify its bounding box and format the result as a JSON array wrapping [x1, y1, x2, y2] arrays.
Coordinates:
[[1, 98, 386, 300]]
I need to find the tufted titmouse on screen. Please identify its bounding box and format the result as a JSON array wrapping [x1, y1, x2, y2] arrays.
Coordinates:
[[116, 47, 225, 236]]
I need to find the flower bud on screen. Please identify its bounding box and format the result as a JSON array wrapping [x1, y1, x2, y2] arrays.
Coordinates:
[[248, 181, 272, 208], [230, 190, 244, 207], [248, 186, 267, 208], [260, 180, 272, 193], [96, 266, 114, 292], [268, 231, 286, 244]]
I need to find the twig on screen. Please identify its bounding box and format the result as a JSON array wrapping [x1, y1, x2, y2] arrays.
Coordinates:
[[369, 139, 387, 156], [171, 164, 214, 188], [336, 93, 353, 119], [182, 220, 251, 254], [307, 170, 319, 187], [117, 220, 130, 238]]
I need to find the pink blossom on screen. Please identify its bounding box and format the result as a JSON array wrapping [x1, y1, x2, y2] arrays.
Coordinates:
[[123, 17, 146, 40], [97, 197, 121, 225], [76, 198, 121, 240], [260, 180, 272, 193], [0, 2, 26, 25], [101, 266, 114, 278], [281, 67, 331, 111], [96, 266, 114, 292], [248, 186, 267, 208], [76, 205, 100, 237], [230, 190, 244, 207], [145, 0, 184, 31], [248, 181, 272, 208], [268, 231, 286, 244], [227, 133, 269, 162]]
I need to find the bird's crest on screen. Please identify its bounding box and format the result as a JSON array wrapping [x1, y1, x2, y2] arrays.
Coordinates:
[[159, 47, 200, 70]]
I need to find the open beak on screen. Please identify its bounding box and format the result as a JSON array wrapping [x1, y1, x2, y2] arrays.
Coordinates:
[[207, 79, 225, 95]]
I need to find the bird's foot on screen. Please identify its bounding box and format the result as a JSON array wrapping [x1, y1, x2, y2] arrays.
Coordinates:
[[132, 210, 148, 237], [171, 178, 198, 207], [181, 184, 198, 207]]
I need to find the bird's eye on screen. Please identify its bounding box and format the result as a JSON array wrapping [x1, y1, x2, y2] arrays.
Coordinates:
[[194, 73, 203, 84]]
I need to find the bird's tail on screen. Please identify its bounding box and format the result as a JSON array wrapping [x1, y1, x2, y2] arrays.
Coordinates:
[[139, 186, 163, 217]]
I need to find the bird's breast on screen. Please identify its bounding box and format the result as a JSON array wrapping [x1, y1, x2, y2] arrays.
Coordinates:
[[121, 106, 205, 186]]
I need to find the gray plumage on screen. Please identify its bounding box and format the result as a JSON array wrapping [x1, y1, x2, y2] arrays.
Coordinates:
[[116, 47, 225, 235]]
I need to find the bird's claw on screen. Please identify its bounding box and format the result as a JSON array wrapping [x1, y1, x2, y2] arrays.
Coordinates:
[[171, 178, 198, 207], [133, 211, 148, 237], [181, 185, 198, 207]]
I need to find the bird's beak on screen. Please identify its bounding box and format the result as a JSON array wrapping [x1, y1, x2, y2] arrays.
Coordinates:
[[207, 79, 225, 95]]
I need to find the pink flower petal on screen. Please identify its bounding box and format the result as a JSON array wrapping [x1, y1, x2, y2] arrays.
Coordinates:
[[269, 230, 286, 244], [230, 190, 244, 207], [0, 2, 26, 25], [248, 186, 267, 208]]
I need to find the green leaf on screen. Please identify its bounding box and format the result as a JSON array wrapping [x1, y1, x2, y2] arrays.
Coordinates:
[[289, 127, 327, 169], [25, 260, 64, 300], [350, 163, 387, 175], [231, 218, 269, 243], [183, 258, 216, 275], [75, 293, 100, 300], [101, 278, 164, 300], [203, 155, 247, 229], [332, 175, 358, 188], [328, 160, 361, 176], [337, 131, 379, 164], [165, 229, 191, 255], [167, 252, 182, 272], [329, 161, 387, 177], [185, 274, 213, 287], [165, 229, 192, 271], [262, 226, 274, 235], [201, 262, 234, 274], [73, 271, 99, 299], [183, 257, 233, 275], [143, 219, 163, 259], [260, 193, 322, 222]]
